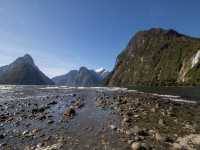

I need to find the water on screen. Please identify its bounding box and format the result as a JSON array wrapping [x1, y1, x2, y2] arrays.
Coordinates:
[[128, 86, 200, 101], [0, 85, 127, 150]]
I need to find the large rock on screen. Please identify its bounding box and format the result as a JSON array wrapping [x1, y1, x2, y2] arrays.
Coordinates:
[[63, 107, 76, 118]]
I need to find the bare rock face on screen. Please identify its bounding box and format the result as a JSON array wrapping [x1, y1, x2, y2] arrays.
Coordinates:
[[106, 28, 200, 86]]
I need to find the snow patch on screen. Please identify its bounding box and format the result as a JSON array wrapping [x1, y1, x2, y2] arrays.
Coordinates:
[[95, 67, 105, 73], [191, 50, 200, 68]]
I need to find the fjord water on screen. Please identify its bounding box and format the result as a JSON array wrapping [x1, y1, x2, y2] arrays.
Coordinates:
[[129, 86, 200, 101]]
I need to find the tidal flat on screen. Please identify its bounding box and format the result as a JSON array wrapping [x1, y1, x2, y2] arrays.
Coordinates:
[[0, 86, 200, 150]]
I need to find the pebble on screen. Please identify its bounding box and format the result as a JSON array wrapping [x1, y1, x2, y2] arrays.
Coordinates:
[[63, 107, 76, 118], [47, 120, 54, 124], [158, 119, 164, 126], [131, 142, 141, 150], [0, 143, 7, 147], [110, 124, 117, 130], [134, 114, 139, 118], [37, 142, 45, 148], [123, 116, 131, 123], [155, 132, 164, 142], [150, 108, 156, 113], [32, 128, 40, 134], [0, 134, 5, 139], [131, 142, 149, 150], [22, 130, 29, 135]]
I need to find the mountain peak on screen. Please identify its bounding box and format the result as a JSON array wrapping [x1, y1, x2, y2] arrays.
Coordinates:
[[106, 28, 200, 86], [80, 66, 88, 70], [79, 66, 89, 72], [95, 68, 105, 73], [0, 54, 54, 85], [23, 53, 34, 61], [143, 28, 181, 36], [95, 68, 109, 79], [23, 54, 33, 60], [52, 67, 110, 86], [126, 28, 183, 51], [14, 54, 35, 66]]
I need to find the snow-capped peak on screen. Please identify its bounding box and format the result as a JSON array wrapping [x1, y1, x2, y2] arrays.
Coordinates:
[[95, 68, 109, 79], [95, 67, 105, 73]]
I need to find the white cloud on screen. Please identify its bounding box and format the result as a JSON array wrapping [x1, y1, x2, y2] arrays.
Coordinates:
[[95, 67, 105, 72]]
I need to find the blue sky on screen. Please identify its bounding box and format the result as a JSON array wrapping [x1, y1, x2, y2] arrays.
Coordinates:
[[0, 0, 200, 77]]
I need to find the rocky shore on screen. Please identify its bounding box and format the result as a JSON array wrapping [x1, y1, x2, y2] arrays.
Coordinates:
[[0, 86, 200, 150], [96, 90, 200, 150]]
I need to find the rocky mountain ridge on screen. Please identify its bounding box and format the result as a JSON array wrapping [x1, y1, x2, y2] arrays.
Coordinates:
[[52, 67, 109, 86], [106, 28, 200, 86]]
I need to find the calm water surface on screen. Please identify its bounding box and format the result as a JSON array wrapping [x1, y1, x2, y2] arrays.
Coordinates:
[[129, 86, 200, 101]]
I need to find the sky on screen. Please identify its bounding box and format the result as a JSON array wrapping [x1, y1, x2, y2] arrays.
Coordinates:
[[0, 0, 200, 78]]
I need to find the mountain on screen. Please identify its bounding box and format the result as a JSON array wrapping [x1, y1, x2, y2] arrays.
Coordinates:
[[0, 54, 54, 85], [95, 68, 110, 79], [106, 28, 200, 86], [52, 67, 109, 86]]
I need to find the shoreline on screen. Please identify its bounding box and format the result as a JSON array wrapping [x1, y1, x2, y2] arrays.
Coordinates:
[[96, 89, 200, 149], [0, 86, 200, 149]]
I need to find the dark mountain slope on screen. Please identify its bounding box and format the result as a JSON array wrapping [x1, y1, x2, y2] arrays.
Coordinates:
[[0, 54, 54, 85]]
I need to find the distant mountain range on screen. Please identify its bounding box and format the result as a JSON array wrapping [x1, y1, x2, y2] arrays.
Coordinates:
[[0, 54, 109, 86], [106, 28, 200, 86], [52, 67, 109, 86], [0, 54, 54, 85], [1, 28, 200, 86]]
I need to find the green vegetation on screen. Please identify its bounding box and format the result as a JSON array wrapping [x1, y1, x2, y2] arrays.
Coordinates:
[[106, 28, 200, 86]]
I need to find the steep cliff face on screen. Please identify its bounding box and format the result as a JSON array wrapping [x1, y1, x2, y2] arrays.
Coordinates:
[[106, 28, 200, 86]]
